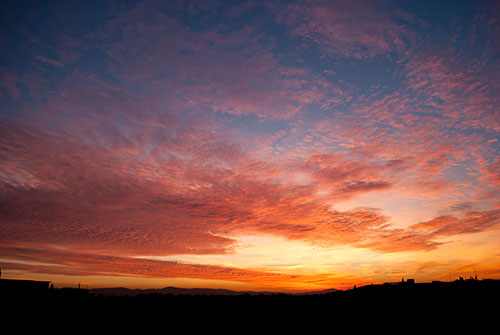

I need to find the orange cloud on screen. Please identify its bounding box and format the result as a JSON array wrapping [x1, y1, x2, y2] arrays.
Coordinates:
[[0, 244, 363, 291]]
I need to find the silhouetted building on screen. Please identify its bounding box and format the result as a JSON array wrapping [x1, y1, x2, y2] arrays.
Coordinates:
[[0, 278, 52, 292], [400, 277, 415, 285], [0, 268, 51, 293]]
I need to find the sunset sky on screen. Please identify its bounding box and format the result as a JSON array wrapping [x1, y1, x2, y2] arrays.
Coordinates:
[[1, 0, 499, 292]]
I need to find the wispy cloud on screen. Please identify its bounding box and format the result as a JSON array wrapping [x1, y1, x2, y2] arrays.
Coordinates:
[[275, 0, 409, 58]]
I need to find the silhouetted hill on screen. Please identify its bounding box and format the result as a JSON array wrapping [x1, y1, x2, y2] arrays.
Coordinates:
[[90, 286, 336, 296], [91, 286, 274, 296], [296, 287, 338, 295], [3, 278, 499, 331]]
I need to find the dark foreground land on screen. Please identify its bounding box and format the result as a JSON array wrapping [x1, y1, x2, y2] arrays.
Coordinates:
[[2, 279, 500, 330]]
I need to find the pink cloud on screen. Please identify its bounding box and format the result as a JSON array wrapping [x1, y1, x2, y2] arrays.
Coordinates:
[[358, 209, 500, 253], [275, 0, 409, 58], [2, 109, 500, 264], [486, 157, 500, 187], [358, 229, 443, 252], [410, 210, 500, 237], [0, 71, 19, 99], [404, 51, 499, 131], [35, 55, 65, 67], [1, 1, 499, 284], [76, 1, 347, 121]]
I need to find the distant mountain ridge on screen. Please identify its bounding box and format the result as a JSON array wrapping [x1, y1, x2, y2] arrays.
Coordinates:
[[89, 279, 500, 297], [90, 286, 337, 296]]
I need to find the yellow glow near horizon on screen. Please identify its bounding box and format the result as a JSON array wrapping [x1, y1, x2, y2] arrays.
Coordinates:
[[141, 230, 500, 288]]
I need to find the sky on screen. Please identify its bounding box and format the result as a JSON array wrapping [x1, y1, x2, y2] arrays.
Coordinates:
[[0, 0, 499, 292]]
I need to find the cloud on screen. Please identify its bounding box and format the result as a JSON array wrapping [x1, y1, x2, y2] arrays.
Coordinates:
[[0, 121, 241, 256], [0, 243, 363, 290], [299, 153, 394, 198], [357, 209, 500, 253], [3, 114, 499, 259], [0, 71, 19, 99], [73, 1, 345, 121], [487, 158, 500, 186], [274, 0, 408, 58], [358, 229, 443, 253], [410, 210, 500, 237], [1, 0, 499, 287], [403, 49, 499, 132], [35, 55, 65, 67]]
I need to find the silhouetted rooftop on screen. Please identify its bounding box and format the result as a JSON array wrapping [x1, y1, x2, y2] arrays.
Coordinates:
[[0, 278, 51, 290]]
